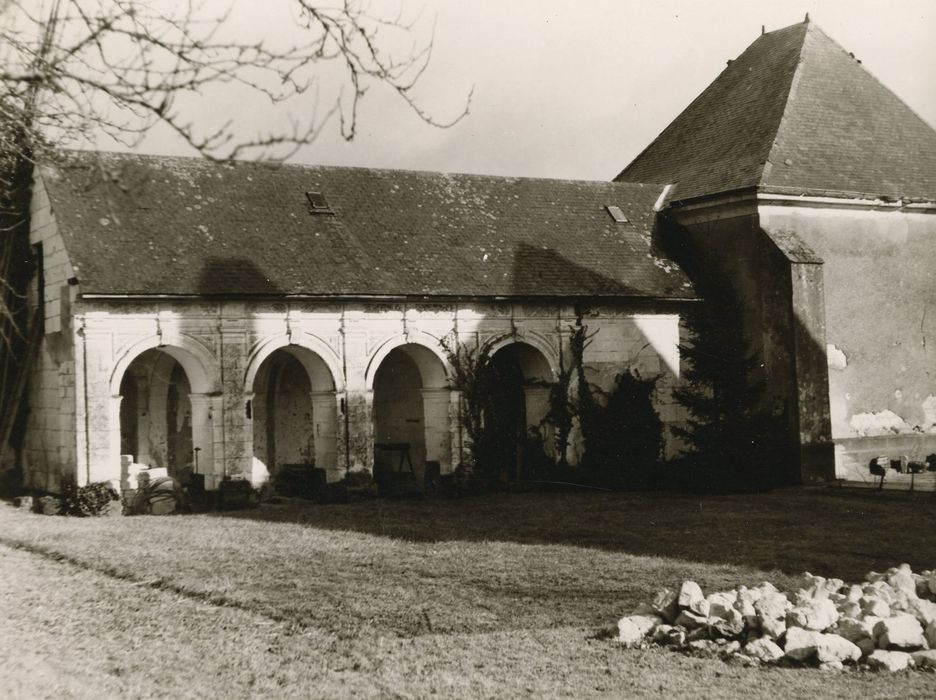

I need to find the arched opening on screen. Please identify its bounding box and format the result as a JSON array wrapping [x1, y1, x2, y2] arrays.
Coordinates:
[[118, 349, 194, 480], [372, 343, 450, 490], [486, 342, 555, 481], [251, 347, 339, 488]]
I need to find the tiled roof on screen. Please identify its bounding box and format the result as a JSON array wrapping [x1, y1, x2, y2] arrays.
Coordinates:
[[616, 21, 936, 203], [40, 152, 694, 299]]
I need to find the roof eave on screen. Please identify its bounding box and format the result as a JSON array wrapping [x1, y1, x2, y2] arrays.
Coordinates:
[[77, 291, 699, 304]]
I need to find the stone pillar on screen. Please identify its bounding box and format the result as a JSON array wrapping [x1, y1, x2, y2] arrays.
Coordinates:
[[422, 388, 453, 473], [448, 390, 463, 473], [89, 394, 123, 486], [341, 315, 373, 473], [237, 390, 255, 483], [80, 324, 122, 487], [189, 393, 220, 489], [344, 390, 374, 473], [310, 390, 341, 482], [219, 313, 249, 479]]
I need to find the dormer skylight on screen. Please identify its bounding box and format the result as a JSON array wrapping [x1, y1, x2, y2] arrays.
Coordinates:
[[606, 205, 628, 223], [306, 191, 334, 214]]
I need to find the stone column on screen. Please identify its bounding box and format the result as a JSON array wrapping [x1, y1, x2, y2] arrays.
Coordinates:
[[341, 314, 373, 474], [219, 312, 249, 479], [80, 323, 123, 487], [310, 390, 341, 482], [448, 390, 463, 473], [90, 394, 123, 486], [344, 390, 374, 473], [238, 390, 256, 484], [189, 393, 218, 489]]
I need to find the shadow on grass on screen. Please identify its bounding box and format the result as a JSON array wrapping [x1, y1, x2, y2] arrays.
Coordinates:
[[207, 489, 936, 581]]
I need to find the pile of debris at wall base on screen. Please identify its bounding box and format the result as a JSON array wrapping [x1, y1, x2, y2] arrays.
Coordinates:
[[616, 565, 936, 672]]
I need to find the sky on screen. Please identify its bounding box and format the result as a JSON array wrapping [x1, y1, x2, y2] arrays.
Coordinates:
[[126, 0, 936, 181]]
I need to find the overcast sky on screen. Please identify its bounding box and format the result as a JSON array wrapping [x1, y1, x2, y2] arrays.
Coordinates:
[[129, 0, 936, 181]]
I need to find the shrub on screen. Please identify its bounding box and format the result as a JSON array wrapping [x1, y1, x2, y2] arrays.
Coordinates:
[[60, 479, 120, 516], [580, 370, 663, 490]]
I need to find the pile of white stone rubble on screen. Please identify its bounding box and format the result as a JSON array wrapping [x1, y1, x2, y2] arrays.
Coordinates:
[[617, 565, 936, 672]]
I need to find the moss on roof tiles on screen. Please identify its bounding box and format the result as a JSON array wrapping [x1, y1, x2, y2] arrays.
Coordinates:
[[41, 151, 694, 300], [616, 21, 936, 203]]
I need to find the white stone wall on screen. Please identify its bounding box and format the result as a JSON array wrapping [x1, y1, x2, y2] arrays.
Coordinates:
[[22, 177, 78, 490], [39, 298, 687, 489]]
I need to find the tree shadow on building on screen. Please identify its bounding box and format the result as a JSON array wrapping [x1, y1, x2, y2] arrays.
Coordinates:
[[196, 257, 283, 296]]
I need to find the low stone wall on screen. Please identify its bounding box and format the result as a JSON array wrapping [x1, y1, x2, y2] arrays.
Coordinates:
[[835, 434, 936, 483], [616, 565, 936, 672]]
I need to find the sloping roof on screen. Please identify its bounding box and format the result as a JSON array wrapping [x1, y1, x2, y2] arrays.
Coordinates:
[[616, 20, 936, 203], [39, 152, 694, 300]]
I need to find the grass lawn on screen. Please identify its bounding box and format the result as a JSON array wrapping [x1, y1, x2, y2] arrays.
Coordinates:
[[2, 488, 936, 698]]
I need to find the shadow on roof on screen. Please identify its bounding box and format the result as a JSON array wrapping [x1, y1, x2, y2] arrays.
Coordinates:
[[197, 257, 282, 296]]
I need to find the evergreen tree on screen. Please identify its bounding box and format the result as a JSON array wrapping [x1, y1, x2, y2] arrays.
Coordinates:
[[583, 370, 663, 490], [673, 289, 783, 492]]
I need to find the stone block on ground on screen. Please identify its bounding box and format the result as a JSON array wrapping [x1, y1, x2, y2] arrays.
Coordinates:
[[816, 633, 861, 664], [837, 601, 861, 619], [675, 609, 707, 630], [906, 598, 936, 627], [755, 591, 790, 622], [910, 649, 936, 669], [834, 617, 874, 645], [925, 621, 936, 649], [887, 565, 917, 599], [706, 591, 737, 619], [688, 639, 720, 655], [652, 588, 679, 623], [617, 614, 662, 646], [859, 596, 891, 619], [678, 581, 704, 611], [652, 624, 687, 647], [786, 598, 838, 632], [743, 637, 784, 663], [864, 581, 897, 604], [708, 608, 744, 638], [784, 627, 823, 662], [803, 573, 844, 600], [867, 649, 914, 672], [13, 495, 32, 509], [761, 615, 787, 640], [38, 495, 61, 515], [874, 614, 925, 650]]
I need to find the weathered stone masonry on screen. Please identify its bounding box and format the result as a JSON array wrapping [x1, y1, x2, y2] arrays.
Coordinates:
[[31, 299, 684, 490]]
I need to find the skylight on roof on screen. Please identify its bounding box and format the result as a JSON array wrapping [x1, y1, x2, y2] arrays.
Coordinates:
[[306, 191, 334, 214], [606, 205, 628, 223]]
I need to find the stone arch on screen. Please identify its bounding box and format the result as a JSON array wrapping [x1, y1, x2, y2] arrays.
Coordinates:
[[485, 336, 558, 480], [110, 333, 220, 396], [244, 332, 343, 393], [484, 331, 559, 382], [365, 331, 451, 391], [370, 339, 453, 488], [246, 334, 343, 486]]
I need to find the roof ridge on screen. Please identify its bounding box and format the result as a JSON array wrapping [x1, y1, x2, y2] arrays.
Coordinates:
[[59, 148, 665, 189], [758, 22, 812, 186], [614, 21, 809, 187], [806, 23, 936, 135]]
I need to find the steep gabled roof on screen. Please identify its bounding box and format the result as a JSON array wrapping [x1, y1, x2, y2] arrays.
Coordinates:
[[616, 20, 936, 203], [39, 152, 694, 300]]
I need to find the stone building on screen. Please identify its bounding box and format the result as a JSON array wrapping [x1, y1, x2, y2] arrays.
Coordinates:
[[15, 18, 936, 492], [23, 156, 693, 491], [616, 19, 936, 482]]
